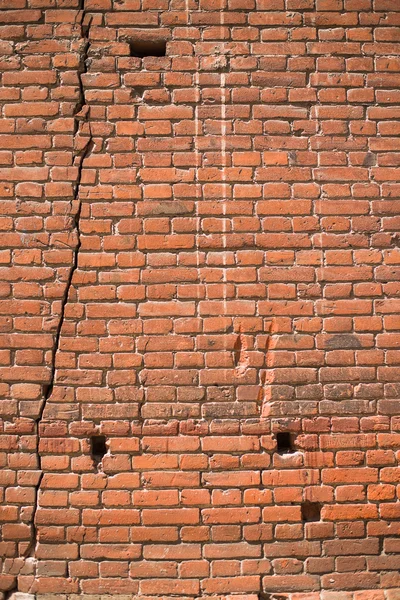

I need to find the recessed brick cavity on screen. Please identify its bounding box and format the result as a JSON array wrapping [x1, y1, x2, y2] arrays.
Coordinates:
[[130, 39, 167, 58], [90, 435, 107, 465], [276, 431, 294, 454], [301, 502, 321, 523]]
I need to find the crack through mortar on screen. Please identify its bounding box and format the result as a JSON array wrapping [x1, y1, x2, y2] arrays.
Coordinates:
[[6, 3, 94, 593]]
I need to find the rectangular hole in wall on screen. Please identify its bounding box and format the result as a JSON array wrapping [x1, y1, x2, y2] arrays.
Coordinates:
[[301, 501, 321, 522], [90, 435, 107, 465], [129, 39, 167, 58], [276, 431, 294, 454]]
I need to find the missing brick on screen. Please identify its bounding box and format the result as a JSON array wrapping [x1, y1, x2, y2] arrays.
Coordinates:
[[91, 435, 107, 465], [276, 431, 294, 454], [129, 38, 167, 58], [301, 501, 321, 522]]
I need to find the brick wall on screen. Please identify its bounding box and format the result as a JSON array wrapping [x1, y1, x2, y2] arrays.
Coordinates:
[[1, 0, 400, 598]]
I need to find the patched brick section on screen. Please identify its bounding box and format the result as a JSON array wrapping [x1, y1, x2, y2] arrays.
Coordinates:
[[2, 0, 400, 598]]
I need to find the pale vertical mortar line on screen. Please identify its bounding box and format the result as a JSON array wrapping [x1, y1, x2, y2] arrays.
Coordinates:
[[185, 0, 202, 399], [26, 0, 94, 575], [220, 4, 229, 377], [313, 76, 324, 419], [194, 8, 201, 325], [195, 8, 202, 395]]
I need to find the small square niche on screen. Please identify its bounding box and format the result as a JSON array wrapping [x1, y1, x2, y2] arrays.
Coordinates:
[[90, 435, 107, 465], [276, 431, 294, 454], [301, 502, 321, 523]]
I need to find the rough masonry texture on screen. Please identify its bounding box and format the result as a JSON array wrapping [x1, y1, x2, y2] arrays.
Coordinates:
[[1, 0, 400, 599]]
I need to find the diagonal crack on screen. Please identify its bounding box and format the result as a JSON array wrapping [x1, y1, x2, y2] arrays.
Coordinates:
[[21, 0, 94, 578]]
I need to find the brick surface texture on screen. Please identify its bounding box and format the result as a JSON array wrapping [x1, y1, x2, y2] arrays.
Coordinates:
[[1, 0, 400, 598]]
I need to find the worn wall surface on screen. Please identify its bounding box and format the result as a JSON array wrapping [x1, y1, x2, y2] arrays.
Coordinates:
[[1, 0, 400, 598]]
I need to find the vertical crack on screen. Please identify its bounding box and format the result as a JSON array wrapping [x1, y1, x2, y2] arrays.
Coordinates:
[[23, 0, 94, 579]]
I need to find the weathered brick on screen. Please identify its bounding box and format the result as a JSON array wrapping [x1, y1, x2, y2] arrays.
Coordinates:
[[1, 2, 400, 598]]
